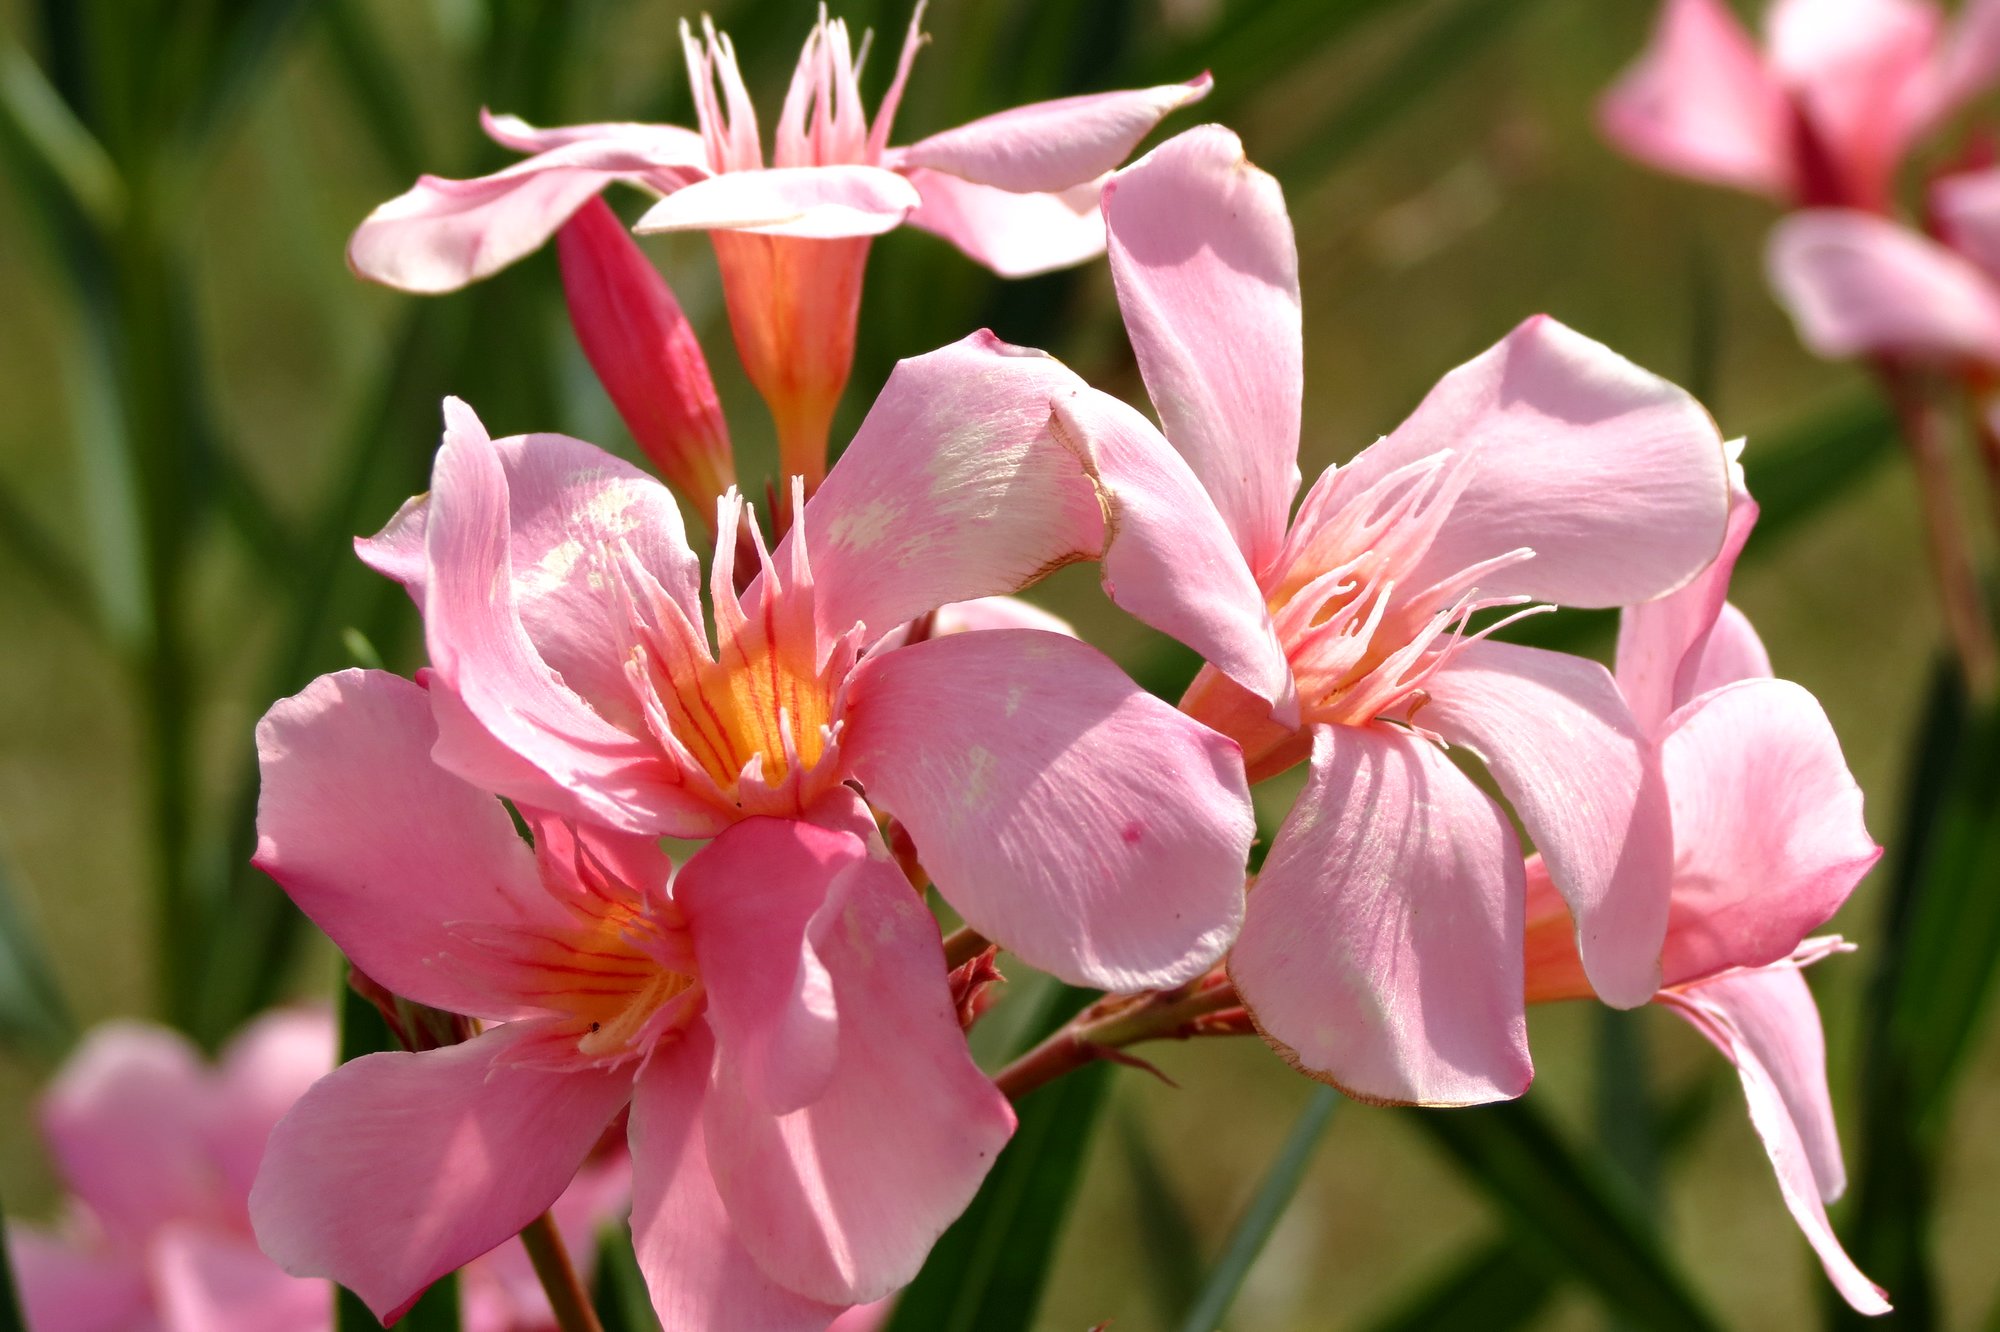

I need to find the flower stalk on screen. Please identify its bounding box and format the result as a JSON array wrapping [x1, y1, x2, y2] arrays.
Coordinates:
[[994, 970, 1249, 1102], [518, 1211, 605, 1332]]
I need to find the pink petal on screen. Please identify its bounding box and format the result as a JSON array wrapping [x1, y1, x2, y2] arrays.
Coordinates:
[[254, 669, 565, 1020], [1103, 124, 1302, 577], [7, 1227, 155, 1332], [1929, 165, 2000, 283], [634, 165, 920, 239], [898, 74, 1212, 194], [150, 1228, 329, 1332], [1767, 209, 2000, 364], [1918, 0, 2000, 130], [627, 1028, 850, 1331], [481, 109, 706, 157], [933, 595, 1076, 638], [703, 831, 1015, 1304], [676, 819, 844, 1117], [1419, 641, 1673, 1010], [249, 1021, 632, 1324], [1228, 724, 1531, 1106], [1660, 963, 1891, 1314], [1767, 0, 1937, 209], [39, 1024, 227, 1242], [1597, 0, 1794, 198], [348, 133, 710, 293], [1657, 678, 1881, 986], [1332, 316, 1732, 608], [206, 1009, 337, 1212], [902, 168, 1107, 277], [1680, 601, 1773, 700], [842, 628, 1252, 991]]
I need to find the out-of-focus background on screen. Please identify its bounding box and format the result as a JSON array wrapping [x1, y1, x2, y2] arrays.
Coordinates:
[[0, 1, 1994, 1329]]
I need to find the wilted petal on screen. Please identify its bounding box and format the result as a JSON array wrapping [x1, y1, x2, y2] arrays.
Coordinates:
[[634, 165, 920, 238], [843, 628, 1252, 992], [902, 169, 1107, 277], [1229, 724, 1531, 1107], [1767, 210, 2000, 365]]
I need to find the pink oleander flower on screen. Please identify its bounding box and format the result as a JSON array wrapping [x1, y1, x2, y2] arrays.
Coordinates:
[[6, 1012, 334, 1332], [908, 124, 1733, 1106], [1600, 0, 2000, 210], [354, 392, 1253, 993], [1523, 452, 1888, 1314], [251, 675, 1015, 1328], [348, 5, 1209, 490]]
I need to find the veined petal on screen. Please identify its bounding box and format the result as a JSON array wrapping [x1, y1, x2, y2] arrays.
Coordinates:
[[1597, 0, 1794, 198], [1658, 678, 1881, 986], [703, 831, 1014, 1304], [1660, 963, 1891, 1315], [1767, 209, 2000, 365], [842, 629, 1252, 991], [634, 165, 920, 239], [249, 1022, 632, 1325], [902, 169, 1107, 277], [1229, 724, 1531, 1107], [1103, 124, 1302, 577], [898, 73, 1211, 193], [1418, 641, 1673, 1010]]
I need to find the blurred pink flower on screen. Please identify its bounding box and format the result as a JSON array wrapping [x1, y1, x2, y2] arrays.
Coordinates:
[[347, 5, 1208, 489], [1600, 0, 2000, 210], [1524, 451, 1887, 1315], [353, 393, 1253, 993], [251, 671, 1014, 1328]]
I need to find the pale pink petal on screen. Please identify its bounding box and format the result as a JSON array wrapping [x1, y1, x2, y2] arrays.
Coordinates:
[[1681, 601, 1774, 699], [1419, 641, 1673, 1010], [254, 669, 565, 1020], [354, 493, 427, 600], [901, 168, 1107, 277], [676, 820, 843, 1117], [7, 1227, 155, 1332], [1767, 0, 1937, 207], [1660, 964, 1891, 1315], [249, 1021, 632, 1324], [898, 74, 1211, 193], [1929, 165, 2000, 283], [481, 109, 706, 157], [150, 1228, 329, 1332], [842, 628, 1252, 991], [1658, 679, 1881, 986], [1332, 316, 1732, 608], [39, 1024, 226, 1242], [207, 1009, 337, 1211], [348, 134, 710, 293], [932, 595, 1076, 638], [634, 165, 920, 238], [1103, 124, 1302, 577], [704, 834, 1015, 1304], [1767, 209, 2000, 364], [1597, 0, 1794, 197], [1228, 724, 1531, 1107], [628, 1027, 850, 1331], [828, 1300, 894, 1332], [1918, 0, 2000, 129]]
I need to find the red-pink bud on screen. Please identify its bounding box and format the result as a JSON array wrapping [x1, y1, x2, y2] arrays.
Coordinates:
[[559, 197, 736, 523]]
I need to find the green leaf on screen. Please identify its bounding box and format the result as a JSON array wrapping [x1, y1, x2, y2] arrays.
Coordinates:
[[0, 849, 74, 1057], [590, 1223, 661, 1332], [1176, 1085, 1340, 1332], [1402, 1096, 1724, 1332], [0, 41, 121, 228], [0, 1189, 27, 1332], [884, 984, 1109, 1332], [1118, 1110, 1205, 1324]]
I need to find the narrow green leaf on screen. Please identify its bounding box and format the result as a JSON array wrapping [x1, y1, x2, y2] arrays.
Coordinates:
[[1737, 391, 1895, 547], [1402, 1097, 1724, 1332], [0, 849, 74, 1056], [0, 478, 96, 632], [1177, 1085, 1340, 1332], [884, 984, 1108, 1332], [179, 0, 318, 155], [1593, 1007, 1659, 1219], [321, 0, 429, 181], [1117, 1111, 1205, 1324], [0, 41, 121, 228], [590, 1223, 661, 1332]]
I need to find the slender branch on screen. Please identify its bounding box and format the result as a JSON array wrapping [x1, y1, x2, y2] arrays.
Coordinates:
[[994, 971, 1249, 1102], [518, 1211, 605, 1332]]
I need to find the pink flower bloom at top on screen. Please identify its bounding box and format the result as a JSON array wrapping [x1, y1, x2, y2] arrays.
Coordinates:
[[250, 672, 1015, 1329], [348, 5, 1209, 490], [1600, 0, 2000, 210], [1524, 453, 1888, 1315]]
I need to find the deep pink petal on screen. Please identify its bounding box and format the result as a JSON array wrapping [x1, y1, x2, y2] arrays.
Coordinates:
[[1658, 679, 1881, 986], [1597, 0, 1793, 197], [902, 168, 1107, 277], [254, 669, 564, 1019], [703, 837, 1015, 1304], [150, 1228, 329, 1332], [348, 133, 709, 292], [1229, 724, 1531, 1106], [634, 166, 920, 239], [843, 628, 1251, 991], [1103, 124, 1301, 577], [1767, 210, 2000, 365], [898, 74, 1211, 193], [676, 820, 845, 1116], [1331, 316, 1732, 608], [628, 1027, 850, 1331], [249, 1021, 631, 1324], [1660, 963, 1891, 1314], [1419, 641, 1673, 1010], [7, 1227, 155, 1332], [207, 1009, 337, 1212]]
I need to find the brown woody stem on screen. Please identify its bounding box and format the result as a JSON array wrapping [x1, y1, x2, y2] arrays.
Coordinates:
[[993, 972, 1249, 1102]]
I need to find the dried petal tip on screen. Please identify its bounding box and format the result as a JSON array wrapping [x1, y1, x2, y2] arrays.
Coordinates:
[[558, 197, 736, 521]]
